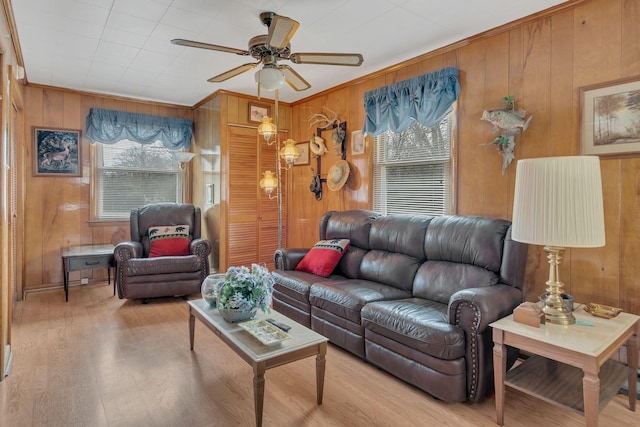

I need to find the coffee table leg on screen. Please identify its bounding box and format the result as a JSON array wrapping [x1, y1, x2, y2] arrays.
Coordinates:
[[253, 363, 266, 427], [316, 342, 327, 404], [189, 307, 195, 351]]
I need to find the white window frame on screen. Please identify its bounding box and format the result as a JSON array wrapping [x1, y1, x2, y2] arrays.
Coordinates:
[[373, 111, 454, 216], [92, 139, 184, 221]]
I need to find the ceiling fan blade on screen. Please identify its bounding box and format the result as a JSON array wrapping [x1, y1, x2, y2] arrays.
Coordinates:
[[267, 15, 300, 49], [280, 65, 311, 91], [208, 63, 259, 82], [289, 52, 364, 66], [171, 39, 249, 56]]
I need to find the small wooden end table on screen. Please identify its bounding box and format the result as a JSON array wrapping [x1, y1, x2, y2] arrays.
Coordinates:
[[188, 299, 328, 427], [61, 244, 115, 302], [491, 304, 639, 427]]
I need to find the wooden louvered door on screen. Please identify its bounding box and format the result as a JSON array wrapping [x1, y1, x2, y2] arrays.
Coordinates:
[[225, 125, 285, 271]]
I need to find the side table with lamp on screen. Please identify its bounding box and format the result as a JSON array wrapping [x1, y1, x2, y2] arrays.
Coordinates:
[[491, 156, 639, 427]]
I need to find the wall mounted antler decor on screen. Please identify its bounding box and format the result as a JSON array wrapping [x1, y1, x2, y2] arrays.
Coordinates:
[[481, 96, 532, 174]]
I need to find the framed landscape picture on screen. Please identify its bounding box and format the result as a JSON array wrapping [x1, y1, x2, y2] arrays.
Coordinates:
[[248, 102, 271, 123], [579, 75, 640, 158], [32, 127, 82, 177]]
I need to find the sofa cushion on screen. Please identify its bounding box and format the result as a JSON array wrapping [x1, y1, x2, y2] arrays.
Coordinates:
[[295, 239, 350, 277], [272, 269, 341, 304], [126, 254, 201, 275], [413, 261, 499, 304], [309, 279, 411, 324], [148, 224, 190, 257], [424, 216, 510, 272], [361, 298, 466, 360], [359, 250, 422, 293]]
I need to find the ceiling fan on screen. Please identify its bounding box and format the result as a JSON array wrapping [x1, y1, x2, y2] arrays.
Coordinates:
[[171, 11, 364, 92]]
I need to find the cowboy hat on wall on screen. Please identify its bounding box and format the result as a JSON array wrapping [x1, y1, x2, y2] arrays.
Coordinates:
[[327, 159, 350, 191]]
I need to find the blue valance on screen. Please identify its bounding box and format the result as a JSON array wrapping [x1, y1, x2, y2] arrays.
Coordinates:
[[85, 108, 193, 149], [363, 67, 460, 136]]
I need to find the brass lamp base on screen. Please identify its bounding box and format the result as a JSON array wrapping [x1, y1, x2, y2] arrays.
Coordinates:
[[542, 246, 575, 325]]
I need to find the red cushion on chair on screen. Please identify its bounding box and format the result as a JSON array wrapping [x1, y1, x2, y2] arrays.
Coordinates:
[[148, 225, 190, 257], [295, 239, 350, 277]]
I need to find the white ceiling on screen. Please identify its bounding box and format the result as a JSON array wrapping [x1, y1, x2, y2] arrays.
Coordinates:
[[11, 0, 569, 106]]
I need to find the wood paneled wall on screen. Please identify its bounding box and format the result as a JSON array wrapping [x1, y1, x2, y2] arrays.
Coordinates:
[[286, 0, 640, 314], [22, 86, 193, 292]]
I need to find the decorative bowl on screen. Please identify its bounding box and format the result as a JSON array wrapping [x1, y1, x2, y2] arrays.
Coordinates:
[[201, 273, 225, 307]]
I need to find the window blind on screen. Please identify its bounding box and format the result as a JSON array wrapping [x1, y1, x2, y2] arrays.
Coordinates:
[[373, 117, 452, 216], [96, 140, 182, 220]]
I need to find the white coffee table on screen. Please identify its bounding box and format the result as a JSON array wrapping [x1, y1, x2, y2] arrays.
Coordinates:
[[187, 299, 328, 427]]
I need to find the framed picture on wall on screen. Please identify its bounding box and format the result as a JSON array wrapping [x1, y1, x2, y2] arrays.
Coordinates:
[[351, 130, 365, 155], [248, 102, 271, 123], [32, 127, 82, 177], [579, 75, 640, 158], [294, 141, 310, 165]]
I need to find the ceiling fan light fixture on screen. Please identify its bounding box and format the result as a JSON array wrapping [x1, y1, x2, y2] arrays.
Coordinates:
[[255, 66, 285, 91]]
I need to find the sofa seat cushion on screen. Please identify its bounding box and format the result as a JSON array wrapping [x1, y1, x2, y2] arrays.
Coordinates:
[[272, 270, 345, 304], [361, 298, 465, 360], [310, 280, 411, 324], [126, 255, 202, 276]]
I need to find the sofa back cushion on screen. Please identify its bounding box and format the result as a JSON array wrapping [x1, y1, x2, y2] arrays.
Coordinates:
[[413, 216, 510, 303], [320, 210, 382, 278], [359, 215, 431, 292]]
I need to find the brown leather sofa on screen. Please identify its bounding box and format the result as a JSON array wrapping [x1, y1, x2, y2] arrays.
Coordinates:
[[114, 203, 211, 302], [272, 210, 528, 403]]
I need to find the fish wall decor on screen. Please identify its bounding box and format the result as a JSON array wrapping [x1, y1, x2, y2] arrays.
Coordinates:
[[481, 96, 533, 174]]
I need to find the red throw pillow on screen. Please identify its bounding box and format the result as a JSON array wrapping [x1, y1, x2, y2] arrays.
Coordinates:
[[148, 225, 190, 257], [295, 239, 350, 277]]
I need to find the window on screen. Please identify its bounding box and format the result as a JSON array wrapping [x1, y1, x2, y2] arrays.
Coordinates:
[[373, 114, 453, 216], [94, 139, 183, 221]]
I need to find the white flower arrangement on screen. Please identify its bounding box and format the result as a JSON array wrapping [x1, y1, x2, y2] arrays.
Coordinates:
[[217, 264, 274, 312]]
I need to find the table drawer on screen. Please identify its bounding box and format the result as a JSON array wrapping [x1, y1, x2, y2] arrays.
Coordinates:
[[68, 256, 113, 271]]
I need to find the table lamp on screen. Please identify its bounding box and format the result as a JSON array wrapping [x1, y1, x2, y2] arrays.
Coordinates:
[[511, 156, 605, 325]]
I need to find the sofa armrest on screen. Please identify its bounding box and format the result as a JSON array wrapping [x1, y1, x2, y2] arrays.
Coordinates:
[[274, 248, 309, 270], [448, 284, 522, 334], [448, 284, 522, 402], [114, 241, 143, 262], [190, 238, 212, 258]]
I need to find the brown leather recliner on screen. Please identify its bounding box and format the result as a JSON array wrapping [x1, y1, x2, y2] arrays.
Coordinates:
[[114, 203, 211, 302]]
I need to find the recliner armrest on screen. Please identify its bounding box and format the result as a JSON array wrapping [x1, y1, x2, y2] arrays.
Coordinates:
[[190, 238, 212, 258], [448, 284, 522, 335], [114, 241, 143, 261], [274, 248, 310, 270]]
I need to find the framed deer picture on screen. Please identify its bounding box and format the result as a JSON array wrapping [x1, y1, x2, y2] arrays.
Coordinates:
[[33, 127, 82, 177]]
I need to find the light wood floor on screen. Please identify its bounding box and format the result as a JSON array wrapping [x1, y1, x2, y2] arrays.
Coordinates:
[[0, 283, 637, 427]]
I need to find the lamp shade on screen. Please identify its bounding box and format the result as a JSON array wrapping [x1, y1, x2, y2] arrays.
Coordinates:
[[259, 170, 278, 197], [279, 139, 300, 165], [511, 156, 605, 248], [257, 116, 276, 141], [254, 66, 285, 91], [174, 151, 196, 163]]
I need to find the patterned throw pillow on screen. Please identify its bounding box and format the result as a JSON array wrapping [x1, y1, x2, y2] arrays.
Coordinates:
[[295, 239, 350, 277], [148, 224, 190, 258]]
